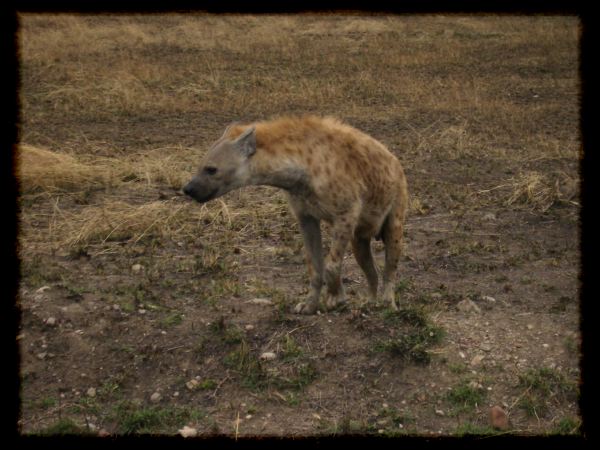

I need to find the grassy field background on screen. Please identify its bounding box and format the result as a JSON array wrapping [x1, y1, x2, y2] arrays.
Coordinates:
[[17, 14, 580, 436]]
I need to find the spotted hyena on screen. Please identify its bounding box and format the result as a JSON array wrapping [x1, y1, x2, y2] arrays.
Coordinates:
[[183, 115, 408, 314]]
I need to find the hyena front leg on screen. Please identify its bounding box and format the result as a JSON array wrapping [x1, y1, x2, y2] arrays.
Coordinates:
[[293, 214, 324, 315], [323, 216, 356, 311]]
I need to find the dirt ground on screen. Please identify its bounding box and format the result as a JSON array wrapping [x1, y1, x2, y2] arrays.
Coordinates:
[[16, 14, 581, 437]]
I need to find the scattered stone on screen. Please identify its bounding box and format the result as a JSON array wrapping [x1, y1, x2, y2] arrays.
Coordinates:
[[45, 317, 57, 326], [138, 309, 147, 315], [457, 299, 481, 314], [245, 324, 255, 331], [245, 298, 273, 306], [86, 387, 96, 398], [36, 352, 47, 360], [480, 343, 493, 352], [131, 264, 143, 273], [186, 379, 199, 390], [245, 414, 253, 420], [470, 354, 485, 366], [98, 429, 111, 437], [468, 381, 483, 390], [482, 296, 496, 303], [178, 426, 198, 438], [435, 409, 445, 416], [489, 406, 509, 430], [482, 212, 496, 222], [260, 352, 277, 361], [459, 351, 466, 359], [150, 392, 162, 403], [527, 324, 534, 330]]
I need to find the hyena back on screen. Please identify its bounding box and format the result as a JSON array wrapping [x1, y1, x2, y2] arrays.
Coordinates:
[[183, 115, 408, 314]]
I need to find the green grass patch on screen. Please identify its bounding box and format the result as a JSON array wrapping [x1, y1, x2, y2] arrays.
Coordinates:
[[110, 401, 204, 434], [445, 381, 487, 415], [35, 418, 94, 436], [374, 306, 445, 365], [517, 367, 578, 418]]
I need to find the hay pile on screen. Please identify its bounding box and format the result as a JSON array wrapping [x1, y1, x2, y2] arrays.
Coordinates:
[[17, 144, 111, 193]]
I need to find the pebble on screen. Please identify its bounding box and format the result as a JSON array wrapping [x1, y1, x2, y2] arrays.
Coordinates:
[[435, 409, 445, 416], [150, 392, 162, 403], [178, 426, 198, 438], [470, 354, 485, 366], [260, 352, 277, 361], [186, 379, 199, 390], [482, 296, 496, 303], [245, 298, 273, 306], [457, 299, 481, 314], [489, 406, 509, 430], [131, 264, 143, 273], [45, 317, 57, 326], [245, 324, 255, 331], [86, 387, 96, 398]]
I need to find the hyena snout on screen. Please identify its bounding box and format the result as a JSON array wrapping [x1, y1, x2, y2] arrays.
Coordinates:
[[182, 179, 218, 204]]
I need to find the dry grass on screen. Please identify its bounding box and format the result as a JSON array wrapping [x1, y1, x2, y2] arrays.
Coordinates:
[[17, 144, 110, 193], [18, 144, 195, 194], [504, 171, 578, 212]]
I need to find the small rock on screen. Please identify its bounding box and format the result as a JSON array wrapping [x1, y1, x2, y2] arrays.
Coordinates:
[[470, 354, 485, 366], [489, 405, 509, 430], [527, 324, 534, 330], [45, 317, 57, 326], [482, 296, 496, 303], [150, 392, 162, 403], [480, 343, 493, 352], [459, 351, 466, 359], [245, 298, 273, 306], [430, 293, 443, 300], [245, 324, 255, 331], [186, 379, 199, 390], [86, 387, 96, 398], [131, 264, 143, 273], [98, 429, 111, 437], [245, 414, 253, 420], [457, 299, 481, 314], [435, 409, 445, 416], [260, 352, 277, 361], [482, 212, 497, 222], [36, 352, 47, 360], [178, 426, 198, 438]]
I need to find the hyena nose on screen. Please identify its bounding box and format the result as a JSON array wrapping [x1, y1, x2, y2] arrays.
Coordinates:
[[182, 183, 193, 197]]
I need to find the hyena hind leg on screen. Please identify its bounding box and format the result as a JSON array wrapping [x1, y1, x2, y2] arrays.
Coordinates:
[[351, 235, 379, 303], [381, 208, 405, 310]]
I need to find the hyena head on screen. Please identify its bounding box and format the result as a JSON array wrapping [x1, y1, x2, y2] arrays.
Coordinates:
[[183, 124, 256, 203]]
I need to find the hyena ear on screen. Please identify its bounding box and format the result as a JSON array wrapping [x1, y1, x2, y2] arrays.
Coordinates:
[[235, 126, 256, 157], [222, 121, 240, 138]]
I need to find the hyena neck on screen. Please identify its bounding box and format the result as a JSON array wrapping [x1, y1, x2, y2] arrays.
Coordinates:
[[249, 158, 311, 196], [230, 120, 312, 195]]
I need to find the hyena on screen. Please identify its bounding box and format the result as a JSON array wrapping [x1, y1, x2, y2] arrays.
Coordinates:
[[183, 115, 408, 314]]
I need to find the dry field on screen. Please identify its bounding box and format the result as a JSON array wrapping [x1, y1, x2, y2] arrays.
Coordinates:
[[17, 14, 581, 437]]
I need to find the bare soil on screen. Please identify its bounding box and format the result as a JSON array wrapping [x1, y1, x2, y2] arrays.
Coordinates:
[[17, 14, 581, 437]]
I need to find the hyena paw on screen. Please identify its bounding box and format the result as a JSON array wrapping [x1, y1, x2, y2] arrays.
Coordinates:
[[324, 293, 345, 311], [293, 301, 318, 315], [382, 285, 398, 310]]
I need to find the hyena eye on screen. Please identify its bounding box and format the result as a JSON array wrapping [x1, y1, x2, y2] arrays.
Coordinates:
[[204, 166, 218, 175]]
